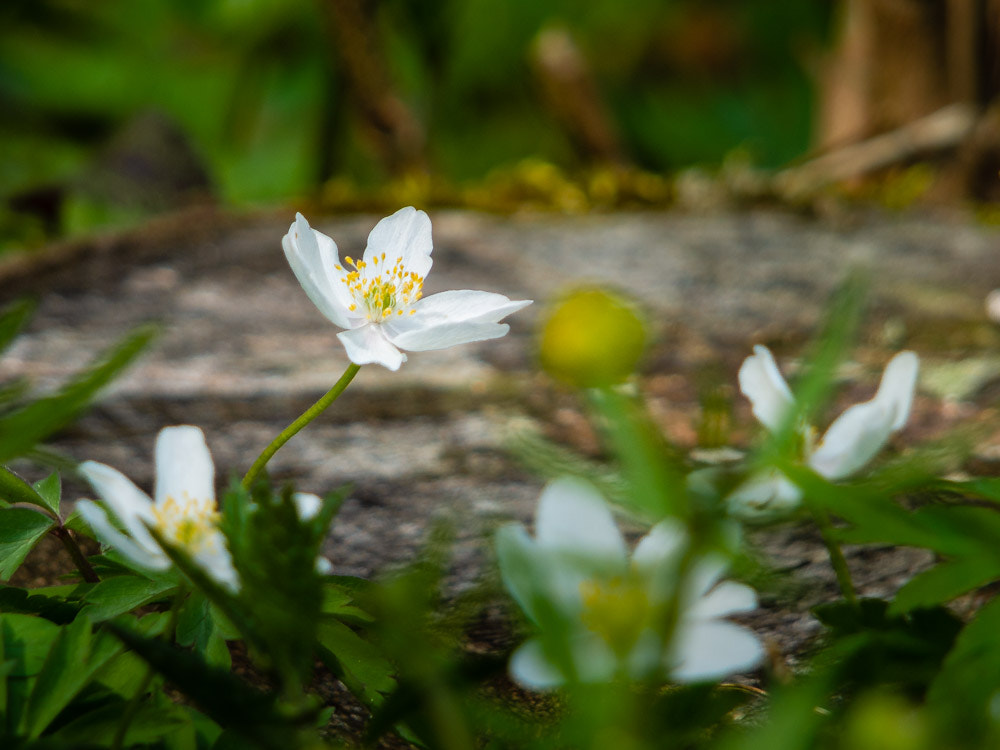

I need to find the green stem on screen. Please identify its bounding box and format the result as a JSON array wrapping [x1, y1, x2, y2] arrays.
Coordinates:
[[52, 525, 100, 583], [809, 503, 858, 607], [242, 363, 361, 489]]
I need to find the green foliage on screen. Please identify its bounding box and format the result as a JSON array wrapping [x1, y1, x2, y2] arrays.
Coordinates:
[[1, 0, 831, 244], [0, 509, 55, 581], [0, 323, 157, 463], [927, 596, 1000, 742], [79, 575, 178, 623], [108, 621, 299, 750]]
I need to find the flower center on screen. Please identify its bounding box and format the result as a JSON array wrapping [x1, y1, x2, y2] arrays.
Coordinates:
[[151, 494, 222, 554], [579, 576, 652, 656], [339, 253, 423, 322]]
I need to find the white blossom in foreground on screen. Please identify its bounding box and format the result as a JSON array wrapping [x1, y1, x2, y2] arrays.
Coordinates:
[[77, 426, 239, 591], [495, 477, 763, 688], [729, 346, 919, 517], [283, 207, 532, 370]]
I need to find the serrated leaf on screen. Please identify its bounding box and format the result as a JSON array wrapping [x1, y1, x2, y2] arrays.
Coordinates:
[[0, 508, 55, 580], [177, 593, 231, 670], [80, 575, 178, 622], [23, 615, 121, 738], [31, 472, 61, 517], [0, 466, 49, 511], [0, 585, 84, 624], [321, 582, 374, 624], [0, 324, 156, 462], [317, 619, 396, 707]]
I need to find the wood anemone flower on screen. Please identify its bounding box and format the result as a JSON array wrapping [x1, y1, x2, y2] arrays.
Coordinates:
[[495, 477, 763, 688], [729, 346, 919, 517], [76, 425, 239, 591], [282, 207, 532, 371]]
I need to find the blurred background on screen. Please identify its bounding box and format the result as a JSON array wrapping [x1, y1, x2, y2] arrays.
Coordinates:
[[2, 0, 998, 250]]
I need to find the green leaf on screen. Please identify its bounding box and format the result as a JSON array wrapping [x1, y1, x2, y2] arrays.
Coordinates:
[[80, 575, 178, 622], [927, 596, 1000, 741], [177, 593, 231, 670], [48, 695, 193, 748], [0, 324, 156, 462], [23, 615, 121, 738], [321, 581, 374, 624], [890, 557, 1000, 614], [0, 615, 61, 677], [935, 477, 1000, 503], [31, 472, 61, 517], [0, 508, 55, 580], [0, 466, 50, 511], [0, 299, 35, 357], [0, 613, 61, 731], [0, 585, 84, 624], [316, 619, 396, 707]]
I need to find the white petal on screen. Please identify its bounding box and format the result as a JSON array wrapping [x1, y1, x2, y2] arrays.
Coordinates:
[[809, 400, 895, 479], [633, 519, 687, 575], [363, 206, 433, 279], [282, 214, 354, 329], [669, 620, 765, 683], [315, 556, 334, 575], [336, 324, 406, 370], [76, 500, 168, 571], [509, 639, 566, 690], [632, 519, 687, 600], [78, 460, 158, 552], [495, 524, 546, 623], [403, 290, 532, 326], [689, 581, 758, 619], [534, 478, 628, 575], [292, 492, 323, 521], [726, 469, 803, 518], [192, 536, 239, 592], [155, 426, 215, 507], [685, 555, 729, 602], [509, 634, 619, 689], [384, 291, 531, 352], [739, 345, 795, 432], [875, 350, 919, 430], [387, 321, 513, 352]]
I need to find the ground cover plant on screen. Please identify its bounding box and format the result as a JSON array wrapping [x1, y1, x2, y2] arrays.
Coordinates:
[[2, 208, 1000, 749]]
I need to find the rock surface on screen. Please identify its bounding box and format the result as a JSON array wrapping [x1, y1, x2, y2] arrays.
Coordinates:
[[3, 205, 1000, 665]]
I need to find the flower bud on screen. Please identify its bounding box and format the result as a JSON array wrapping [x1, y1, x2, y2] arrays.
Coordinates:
[[539, 288, 646, 388]]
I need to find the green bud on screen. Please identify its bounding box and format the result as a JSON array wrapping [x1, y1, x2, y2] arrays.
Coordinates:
[[539, 288, 646, 388]]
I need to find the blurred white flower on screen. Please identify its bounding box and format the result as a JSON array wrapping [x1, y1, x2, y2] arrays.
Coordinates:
[[729, 345, 919, 517], [282, 207, 532, 370], [77, 426, 239, 591], [292, 492, 333, 574], [495, 477, 763, 689]]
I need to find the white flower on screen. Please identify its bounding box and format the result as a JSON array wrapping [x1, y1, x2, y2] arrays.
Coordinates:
[[729, 346, 919, 517], [495, 477, 763, 689], [282, 207, 532, 370], [77, 426, 239, 592]]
